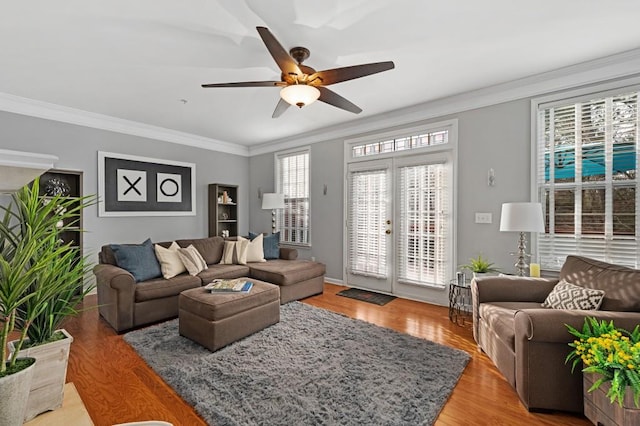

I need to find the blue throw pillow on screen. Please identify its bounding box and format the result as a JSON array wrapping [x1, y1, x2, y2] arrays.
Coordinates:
[[110, 238, 162, 282], [249, 231, 280, 260]]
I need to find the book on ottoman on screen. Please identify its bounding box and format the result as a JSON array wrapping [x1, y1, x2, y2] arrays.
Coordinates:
[[205, 279, 253, 293]]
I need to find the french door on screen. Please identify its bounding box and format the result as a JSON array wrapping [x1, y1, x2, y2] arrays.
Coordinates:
[[346, 159, 393, 293], [346, 155, 451, 297]]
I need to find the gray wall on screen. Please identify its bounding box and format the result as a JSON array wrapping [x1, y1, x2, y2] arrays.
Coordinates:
[[1, 96, 534, 306], [0, 111, 249, 263], [248, 99, 533, 304], [456, 100, 532, 274], [249, 140, 344, 280]]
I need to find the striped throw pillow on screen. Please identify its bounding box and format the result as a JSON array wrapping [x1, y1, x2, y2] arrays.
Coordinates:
[[220, 240, 249, 265], [177, 245, 208, 276]]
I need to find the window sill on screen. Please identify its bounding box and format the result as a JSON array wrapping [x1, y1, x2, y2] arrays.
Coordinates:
[[280, 243, 311, 250]]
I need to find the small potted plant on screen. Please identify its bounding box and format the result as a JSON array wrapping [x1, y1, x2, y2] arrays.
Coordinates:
[[566, 317, 640, 422], [459, 254, 501, 278]]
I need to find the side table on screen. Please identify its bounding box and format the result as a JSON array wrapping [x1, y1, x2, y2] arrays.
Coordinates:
[[448, 279, 472, 326]]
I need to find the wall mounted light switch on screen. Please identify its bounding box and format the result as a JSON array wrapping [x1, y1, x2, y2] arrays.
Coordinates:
[[475, 212, 492, 224]]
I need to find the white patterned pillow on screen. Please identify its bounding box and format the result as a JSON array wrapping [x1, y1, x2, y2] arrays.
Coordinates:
[[542, 280, 605, 310]]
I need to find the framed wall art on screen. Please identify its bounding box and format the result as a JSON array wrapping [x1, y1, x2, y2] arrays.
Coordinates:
[[98, 151, 196, 217]]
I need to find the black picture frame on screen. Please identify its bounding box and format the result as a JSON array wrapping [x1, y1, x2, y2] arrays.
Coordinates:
[[98, 151, 196, 217]]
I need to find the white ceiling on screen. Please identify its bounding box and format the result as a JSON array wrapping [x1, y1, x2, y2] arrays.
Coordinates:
[[3, 1, 640, 149]]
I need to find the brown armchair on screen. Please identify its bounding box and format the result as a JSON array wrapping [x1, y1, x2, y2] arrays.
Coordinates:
[[472, 256, 640, 412]]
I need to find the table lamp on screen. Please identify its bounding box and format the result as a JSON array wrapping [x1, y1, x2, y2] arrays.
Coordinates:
[[261, 193, 285, 233], [499, 202, 545, 276]]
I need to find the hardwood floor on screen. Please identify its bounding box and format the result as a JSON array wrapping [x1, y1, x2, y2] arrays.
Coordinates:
[[64, 284, 590, 425]]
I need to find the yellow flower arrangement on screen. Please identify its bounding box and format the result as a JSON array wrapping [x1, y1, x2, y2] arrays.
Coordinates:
[[566, 317, 640, 407]]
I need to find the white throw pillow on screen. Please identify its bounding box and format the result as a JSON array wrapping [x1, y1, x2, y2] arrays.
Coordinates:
[[154, 242, 187, 279], [238, 234, 266, 263], [542, 279, 605, 310], [177, 245, 208, 276], [220, 240, 249, 265]]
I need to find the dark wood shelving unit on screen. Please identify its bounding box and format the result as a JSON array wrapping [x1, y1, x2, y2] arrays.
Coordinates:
[[208, 183, 238, 237], [38, 169, 84, 292], [39, 169, 83, 249]]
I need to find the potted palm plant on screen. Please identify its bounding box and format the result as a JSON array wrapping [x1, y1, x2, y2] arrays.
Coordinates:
[[459, 254, 501, 278], [1, 178, 95, 422], [0, 234, 49, 426]]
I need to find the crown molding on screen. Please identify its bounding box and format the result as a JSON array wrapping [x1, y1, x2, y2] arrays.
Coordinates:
[[0, 93, 250, 157], [249, 47, 640, 156], [3, 47, 640, 159]]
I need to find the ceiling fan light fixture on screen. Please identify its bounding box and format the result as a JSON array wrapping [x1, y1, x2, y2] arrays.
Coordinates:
[[280, 84, 320, 108]]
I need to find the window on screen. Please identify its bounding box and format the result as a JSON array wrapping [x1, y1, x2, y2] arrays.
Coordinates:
[[351, 130, 448, 158], [276, 148, 310, 246], [536, 88, 639, 270]]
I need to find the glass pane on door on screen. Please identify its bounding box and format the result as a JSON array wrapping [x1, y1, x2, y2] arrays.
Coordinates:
[[396, 163, 448, 287], [347, 168, 389, 279]]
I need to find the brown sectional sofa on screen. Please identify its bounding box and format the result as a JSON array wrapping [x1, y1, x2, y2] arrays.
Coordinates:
[[94, 236, 326, 332], [472, 255, 640, 413]]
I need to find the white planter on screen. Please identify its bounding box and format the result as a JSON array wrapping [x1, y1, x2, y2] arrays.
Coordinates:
[[472, 272, 493, 279], [9, 329, 73, 422], [0, 357, 36, 426]]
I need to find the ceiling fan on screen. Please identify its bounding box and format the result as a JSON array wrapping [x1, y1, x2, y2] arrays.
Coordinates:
[[201, 26, 395, 118]]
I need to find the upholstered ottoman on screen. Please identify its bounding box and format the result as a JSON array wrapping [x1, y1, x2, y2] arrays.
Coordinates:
[[248, 260, 326, 304], [178, 279, 280, 351]]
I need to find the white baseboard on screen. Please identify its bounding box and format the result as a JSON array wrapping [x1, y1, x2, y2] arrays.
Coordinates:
[[324, 277, 344, 285]]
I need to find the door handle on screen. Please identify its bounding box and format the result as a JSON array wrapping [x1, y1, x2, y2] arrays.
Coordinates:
[[385, 229, 391, 235]]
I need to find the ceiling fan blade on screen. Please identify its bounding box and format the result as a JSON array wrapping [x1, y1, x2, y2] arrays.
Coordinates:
[[317, 87, 362, 114], [310, 61, 395, 86], [201, 81, 283, 88], [272, 98, 290, 118], [256, 26, 302, 77]]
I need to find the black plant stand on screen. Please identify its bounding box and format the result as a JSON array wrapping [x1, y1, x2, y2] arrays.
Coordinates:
[[448, 280, 472, 326]]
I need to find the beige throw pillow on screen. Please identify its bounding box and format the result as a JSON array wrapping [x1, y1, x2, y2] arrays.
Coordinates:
[[220, 240, 249, 265], [177, 245, 208, 276], [238, 234, 266, 263], [154, 242, 187, 279]]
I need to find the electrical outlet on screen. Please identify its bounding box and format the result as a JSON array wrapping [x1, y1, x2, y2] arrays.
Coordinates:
[[475, 212, 492, 224]]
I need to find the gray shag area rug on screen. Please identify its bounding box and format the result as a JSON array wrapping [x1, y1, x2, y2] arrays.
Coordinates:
[[124, 302, 470, 426]]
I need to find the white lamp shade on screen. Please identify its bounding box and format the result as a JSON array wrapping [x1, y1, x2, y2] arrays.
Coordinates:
[[0, 149, 58, 193], [262, 193, 285, 210], [280, 85, 320, 108], [500, 202, 545, 233]]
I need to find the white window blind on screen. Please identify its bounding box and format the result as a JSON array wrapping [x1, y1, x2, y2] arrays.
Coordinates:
[[536, 90, 639, 270], [397, 163, 449, 287], [347, 168, 388, 278], [276, 149, 310, 246]]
